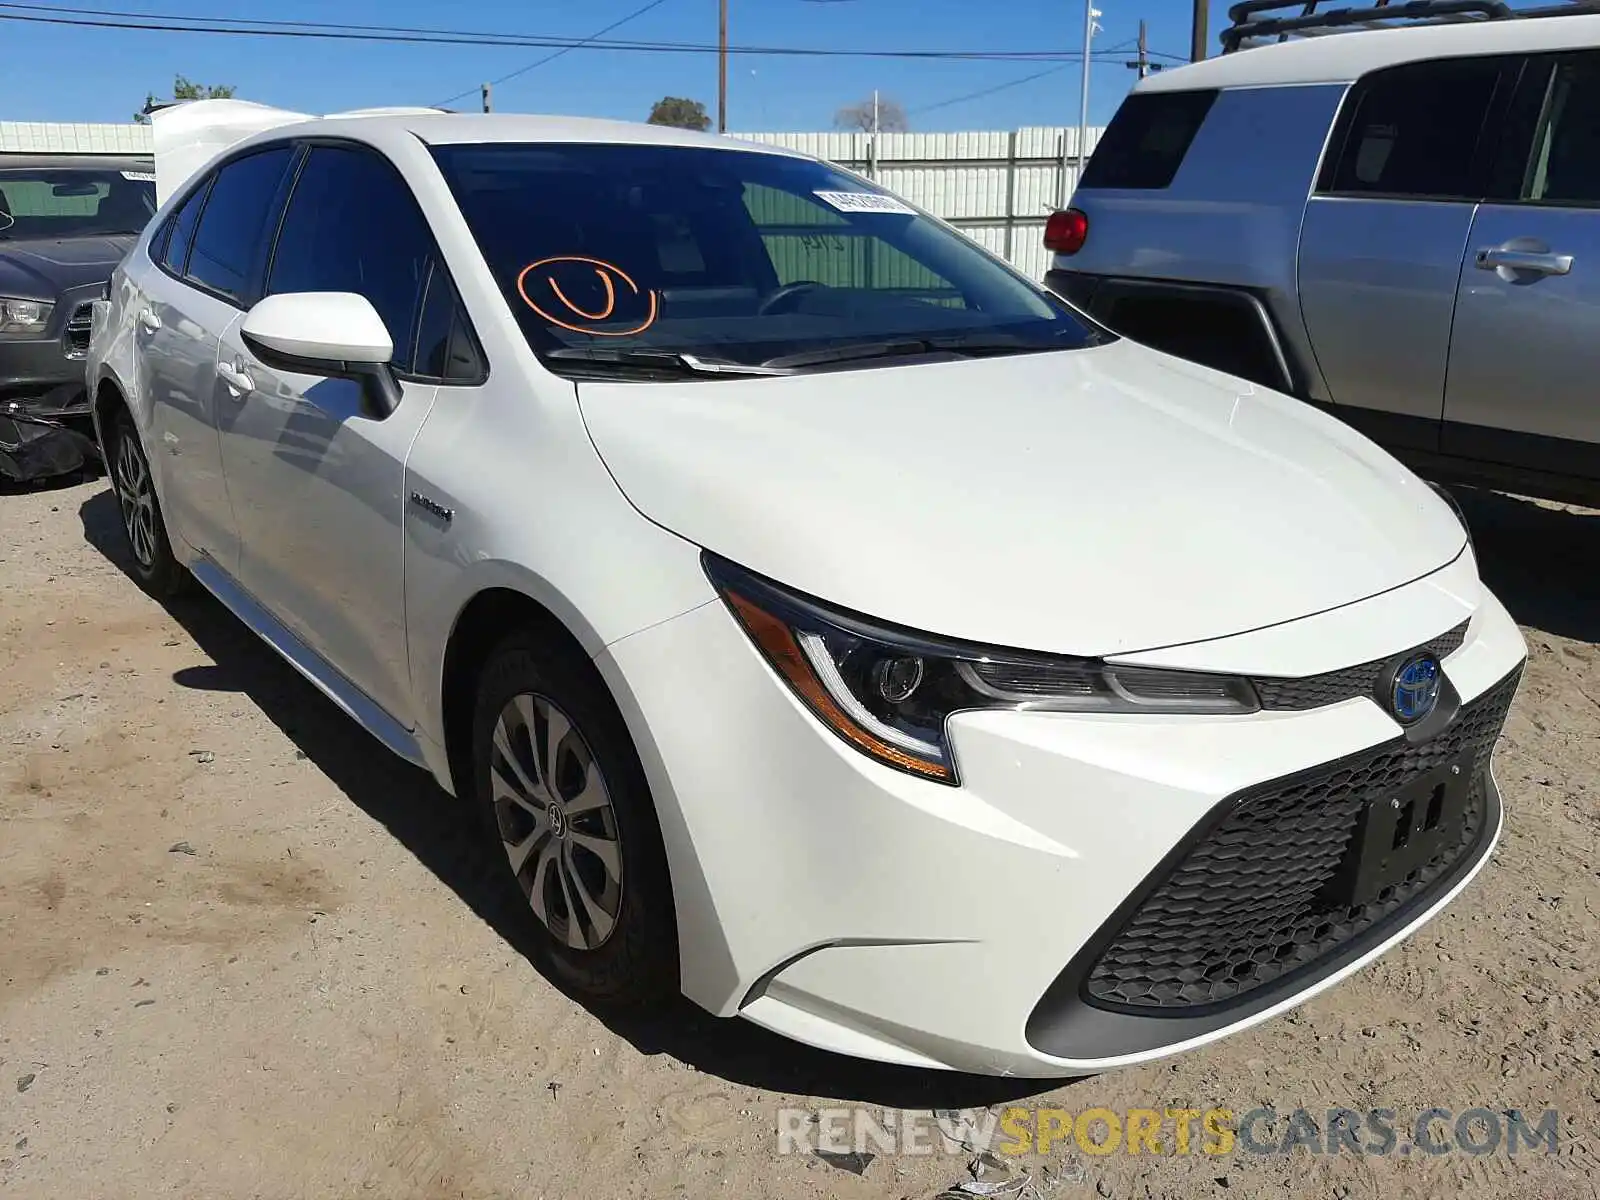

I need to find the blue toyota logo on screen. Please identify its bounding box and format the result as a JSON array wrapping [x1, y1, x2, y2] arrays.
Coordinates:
[[1391, 654, 1442, 724]]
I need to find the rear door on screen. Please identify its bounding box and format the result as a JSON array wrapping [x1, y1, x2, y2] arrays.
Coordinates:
[[1442, 52, 1600, 485], [139, 145, 295, 568], [1297, 55, 1515, 452]]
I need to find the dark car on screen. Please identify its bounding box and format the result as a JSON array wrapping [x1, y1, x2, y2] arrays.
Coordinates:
[[1, 154, 155, 481]]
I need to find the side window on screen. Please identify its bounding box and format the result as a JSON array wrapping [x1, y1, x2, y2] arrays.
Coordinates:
[[742, 183, 966, 307], [267, 146, 434, 372], [1079, 90, 1218, 190], [184, 147, 294, 302], [159, 179, 209, 275], [414, 263, 485, 383], [1322, 58, 1504, 200], [1524, 55, 1600, 205]]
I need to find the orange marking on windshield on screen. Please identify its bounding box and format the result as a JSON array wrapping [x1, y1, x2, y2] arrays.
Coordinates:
[[549, 269, 615, 320], [516, 255, 659, 337]]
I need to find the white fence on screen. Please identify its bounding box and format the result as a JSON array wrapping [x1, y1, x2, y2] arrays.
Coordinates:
[[738, 126, 1103, 280], [1, 120, 1102, 279]]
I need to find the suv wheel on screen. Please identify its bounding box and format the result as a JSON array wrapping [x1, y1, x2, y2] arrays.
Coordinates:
[[110, 409, 187, 598], [470, 632, 679, 1007]]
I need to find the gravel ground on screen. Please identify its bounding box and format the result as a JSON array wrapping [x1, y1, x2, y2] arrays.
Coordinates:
[[1, 476, 1595, 1200]]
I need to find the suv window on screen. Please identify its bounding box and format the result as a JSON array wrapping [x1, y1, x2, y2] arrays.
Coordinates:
[[159, 179, 209, 275], [1525, 55, 1600, 205], [267, 145, 436, 373], [184, 146, 294, 303], [1079, 91, 1218, 190], [1322, 58, 1504, 200]]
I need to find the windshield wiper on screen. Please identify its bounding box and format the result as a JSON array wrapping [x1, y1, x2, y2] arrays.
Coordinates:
[[759, 334, 1068, 371], [544, 347, 791, 378]]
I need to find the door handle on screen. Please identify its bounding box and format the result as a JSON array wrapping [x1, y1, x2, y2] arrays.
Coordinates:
[[216, 360, 255, 395], [136, 308, 161, 332], [1474, 247, 1574, 276]]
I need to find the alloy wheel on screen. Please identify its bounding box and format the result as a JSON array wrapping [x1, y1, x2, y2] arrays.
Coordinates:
[[114, 433, 157, 568], [489, 693, 625, 950]]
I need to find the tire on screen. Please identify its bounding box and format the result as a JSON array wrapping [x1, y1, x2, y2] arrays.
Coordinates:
[[108, 408, 188, 599], [470, 630, 679, 1007]]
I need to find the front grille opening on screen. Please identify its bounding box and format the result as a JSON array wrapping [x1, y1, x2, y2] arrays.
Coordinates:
[[64, 302, 94, 359], [1081, 669, 1518, 1012], [1252, 620, 1469, 712]]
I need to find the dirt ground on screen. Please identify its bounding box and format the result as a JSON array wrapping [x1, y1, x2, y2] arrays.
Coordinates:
[[1, 476, 1596, 1200]]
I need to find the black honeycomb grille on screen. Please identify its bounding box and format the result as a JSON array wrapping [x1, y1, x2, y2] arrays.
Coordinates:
[[1251, 620, 1470, 712], [1083, 667, 1519, 1012]]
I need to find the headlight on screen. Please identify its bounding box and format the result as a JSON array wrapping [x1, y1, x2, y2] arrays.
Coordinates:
[[0, 297, 52, 336], [704, 553, 1259, 785]]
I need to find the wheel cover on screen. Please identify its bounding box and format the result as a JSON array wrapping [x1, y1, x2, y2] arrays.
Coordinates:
[[489, 693, 624, 950], [114, 434, 157, 568]]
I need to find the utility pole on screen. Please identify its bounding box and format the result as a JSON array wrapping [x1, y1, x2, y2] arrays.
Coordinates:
[[481, 82, 492, 113], [1074, 0, 1097, 197], [1191, 0, 1208, 61], [870, 88, 880, 180], [1125, 20, 1159, 79], [718, 0, 728, 132]]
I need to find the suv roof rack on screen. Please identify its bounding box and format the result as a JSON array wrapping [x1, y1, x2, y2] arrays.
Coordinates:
[[1220, 0, 1600, 53]]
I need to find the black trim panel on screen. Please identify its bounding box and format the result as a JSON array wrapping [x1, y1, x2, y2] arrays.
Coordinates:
[[1044, 270, 1295, 394]]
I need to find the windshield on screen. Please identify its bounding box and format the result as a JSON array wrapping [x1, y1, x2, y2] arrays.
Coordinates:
[[0, 167, 156, 240], [430, 143, 1108, 374]]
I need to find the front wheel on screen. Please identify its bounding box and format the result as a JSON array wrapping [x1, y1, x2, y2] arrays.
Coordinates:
[[470, 632, 679, 1008], [109, 409, 187, 599]]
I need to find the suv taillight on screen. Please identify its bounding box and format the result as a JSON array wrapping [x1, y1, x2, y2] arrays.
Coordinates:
[[1044, 208, 1089, 255]]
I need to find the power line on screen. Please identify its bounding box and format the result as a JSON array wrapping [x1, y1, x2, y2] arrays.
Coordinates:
[[909, 39, 1137, 117], [435, 0, 675, 108], [0, 3, 1127, 61]]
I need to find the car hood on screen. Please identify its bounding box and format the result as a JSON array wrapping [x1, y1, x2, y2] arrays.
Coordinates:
[[576, 341, 1468, 656], [0, 236, 137, 300]]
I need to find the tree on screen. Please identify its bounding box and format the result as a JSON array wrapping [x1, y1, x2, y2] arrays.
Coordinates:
[[834, 96, 909, 134], [646, 96, 712, 131], [136, 75, 238, 123]]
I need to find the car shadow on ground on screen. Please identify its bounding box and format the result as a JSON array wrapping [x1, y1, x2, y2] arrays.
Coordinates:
[[77, 486, 1059, 1108], [1449, 488, 1599, 644]]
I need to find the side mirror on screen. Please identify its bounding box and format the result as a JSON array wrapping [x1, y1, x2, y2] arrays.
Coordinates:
[[240, 292, 402, 417]]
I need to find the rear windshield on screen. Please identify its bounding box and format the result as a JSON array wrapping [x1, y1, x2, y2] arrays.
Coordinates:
[[0, 167, 156, 240], [1079, 90, 1218, 190], [431, 142, 1104, 373]]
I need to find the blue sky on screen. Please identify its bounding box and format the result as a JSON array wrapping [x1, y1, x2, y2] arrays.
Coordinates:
[[0, 0, 1206, 131]]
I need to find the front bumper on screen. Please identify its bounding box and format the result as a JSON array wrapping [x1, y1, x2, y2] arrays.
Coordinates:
[[597, 561, 1527, 1077]]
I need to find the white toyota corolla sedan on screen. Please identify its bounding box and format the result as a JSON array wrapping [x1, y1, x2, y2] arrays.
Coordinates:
[[88, 101, 1527, 1077]]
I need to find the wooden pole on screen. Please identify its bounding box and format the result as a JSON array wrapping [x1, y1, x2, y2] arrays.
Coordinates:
[[718, 0, 728, 132]]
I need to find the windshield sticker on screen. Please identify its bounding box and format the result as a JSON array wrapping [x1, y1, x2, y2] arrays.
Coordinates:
[[120, 170, 156, 182], [516, 256, 659, 337], [812, 190, 915, 215]]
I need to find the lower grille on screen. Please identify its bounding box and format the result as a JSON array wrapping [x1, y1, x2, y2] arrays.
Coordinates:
[[64, 302, 94, 359], [1082, 667, 1520, 1012]]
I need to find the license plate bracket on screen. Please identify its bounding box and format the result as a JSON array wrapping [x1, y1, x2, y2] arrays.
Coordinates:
[[1329, 753, 1475, 909]]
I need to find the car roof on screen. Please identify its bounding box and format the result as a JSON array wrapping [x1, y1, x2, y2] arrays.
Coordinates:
[[276, 111, 805, 156], [1139, 13, 1600, 92]]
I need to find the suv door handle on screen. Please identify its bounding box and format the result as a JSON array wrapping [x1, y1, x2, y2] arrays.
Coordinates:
[[217, 360, 255, 395], [1474, 247, 1574, 276], [136, 308, 161, 332]]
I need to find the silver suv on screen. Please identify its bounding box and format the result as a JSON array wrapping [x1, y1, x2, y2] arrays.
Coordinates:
[[1048, 2, 1600, 507]]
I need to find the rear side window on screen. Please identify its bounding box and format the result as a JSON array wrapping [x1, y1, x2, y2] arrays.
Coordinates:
[[159, 180, 208, 275], [1525, 54, 1600, 205], [185, 146, 294, 303], [1320, 58, 1504, 200], [267, 145, 435, 373], [1079, 90, 1218, 190]]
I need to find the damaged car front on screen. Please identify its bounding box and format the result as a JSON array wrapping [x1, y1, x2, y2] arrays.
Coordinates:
[[0, 155, 155, 482]]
